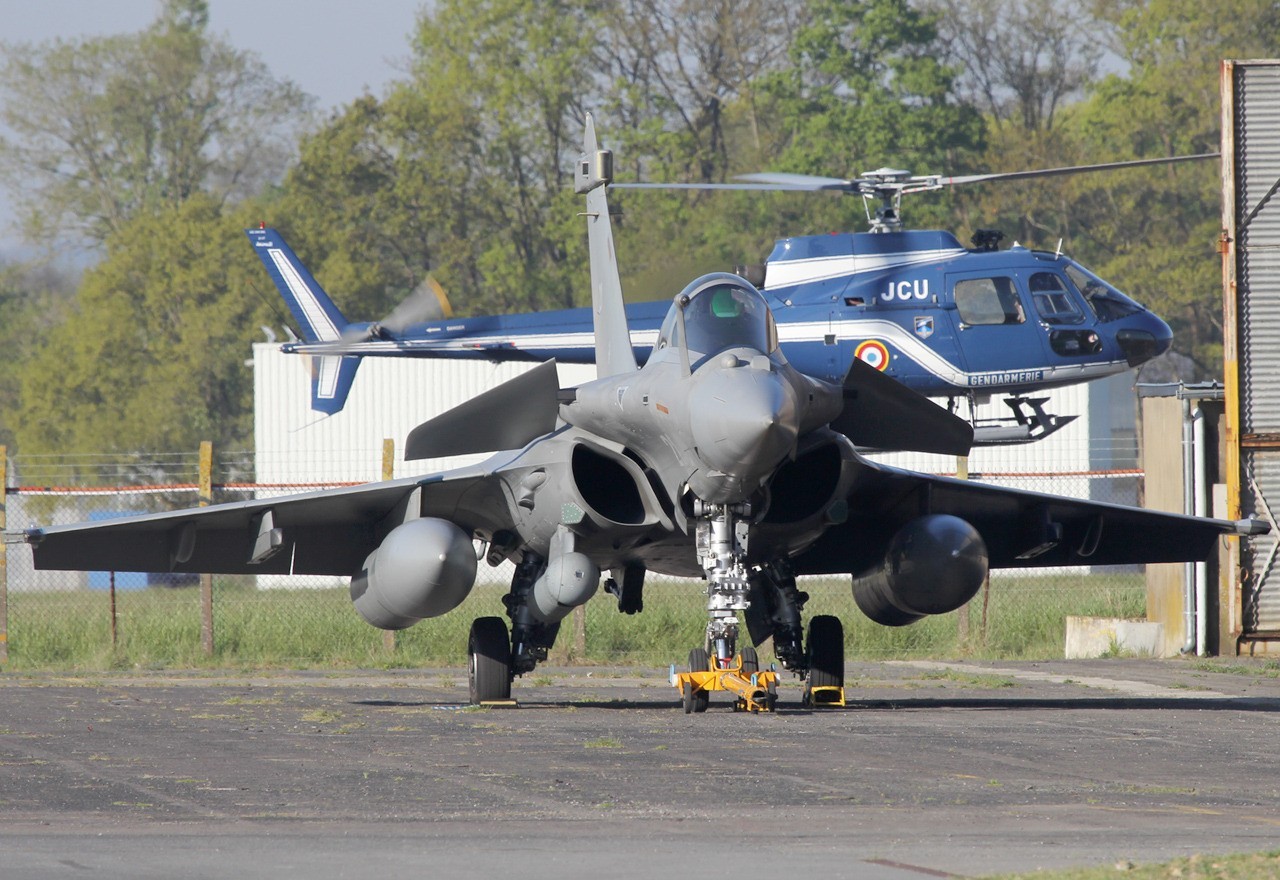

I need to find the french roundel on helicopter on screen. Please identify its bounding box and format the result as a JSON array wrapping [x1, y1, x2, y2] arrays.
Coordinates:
[[853, 339, 890, 371]]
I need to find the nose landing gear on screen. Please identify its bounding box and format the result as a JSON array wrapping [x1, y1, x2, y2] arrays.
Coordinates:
[[674, 499, 846, 713], [673, 647, 777, 714]]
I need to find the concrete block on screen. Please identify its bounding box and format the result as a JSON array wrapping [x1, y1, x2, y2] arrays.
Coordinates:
[[1064, 617, 1165, 659]]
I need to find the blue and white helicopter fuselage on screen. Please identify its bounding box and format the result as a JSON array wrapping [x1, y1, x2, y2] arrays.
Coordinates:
[[252, 225, 1171, 443]]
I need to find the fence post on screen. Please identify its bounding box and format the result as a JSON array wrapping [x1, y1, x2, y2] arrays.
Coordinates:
[[1, 445, 8, 664], [956, 455, 970, 645], [109, 571, 118, 651], [572, 605, 586, 662], [381, 439, 396, 654], [199, 441, 214, 657]]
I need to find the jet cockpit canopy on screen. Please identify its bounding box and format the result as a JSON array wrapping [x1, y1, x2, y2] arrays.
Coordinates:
[[655, 273, 779, 366]]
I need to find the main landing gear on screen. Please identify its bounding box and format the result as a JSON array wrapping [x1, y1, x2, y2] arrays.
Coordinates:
[[803, 614, 846, 708], [466, 501, 848, 711], [466, 553, 561, 705], [468, 616, 513, 704]]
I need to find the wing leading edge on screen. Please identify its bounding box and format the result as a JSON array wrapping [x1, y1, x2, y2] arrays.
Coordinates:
[[792, 458, 1264, 577], [21, 466, 506, 577]]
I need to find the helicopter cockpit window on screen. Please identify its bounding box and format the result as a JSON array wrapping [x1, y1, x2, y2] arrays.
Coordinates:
[[676, 276, 778, 359], [1064, 263, 1144, 322], [954, 276, 1025, 326], [1028, 272, 1084, 325]]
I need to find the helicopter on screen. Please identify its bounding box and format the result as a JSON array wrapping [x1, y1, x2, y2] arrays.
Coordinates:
[[253, 153, 1213, 445]]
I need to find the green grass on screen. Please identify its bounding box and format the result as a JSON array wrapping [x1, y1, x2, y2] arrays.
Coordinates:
[[2, 571, 1146, 671]]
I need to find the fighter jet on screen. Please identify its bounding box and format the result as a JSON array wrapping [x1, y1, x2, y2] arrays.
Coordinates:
[[12, 117, 1267, 711]]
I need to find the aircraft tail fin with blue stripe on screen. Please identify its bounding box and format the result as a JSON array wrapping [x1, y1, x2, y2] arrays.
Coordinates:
[[246, 226, 362, 415]]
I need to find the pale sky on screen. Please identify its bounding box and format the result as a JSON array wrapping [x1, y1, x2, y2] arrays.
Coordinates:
[[0, 0, 429, 258]]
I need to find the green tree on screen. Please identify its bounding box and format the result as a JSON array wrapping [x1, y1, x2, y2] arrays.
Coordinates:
[[406, 0, 599, 311], [602, 0, 804, 182], [14, 197, 277, 456], [263, 96, 423, 327], [0, 0, 313, 248], [761, 0, 985, 235], [0, 260, 77, 450], [1079, 0, 1280, 374], [271, 0, 604, 319], [596, 0, 810, 298], [921, 0, 1280, 375], [603, 0, 986, 298], [922, 0, 1106, 246]]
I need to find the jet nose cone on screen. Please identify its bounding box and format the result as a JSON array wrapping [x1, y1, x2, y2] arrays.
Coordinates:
[[1117, 312, 1173, 367], [690, 361, 798, 479]]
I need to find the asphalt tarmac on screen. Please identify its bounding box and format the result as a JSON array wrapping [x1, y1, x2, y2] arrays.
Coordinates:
[[3, 658, 1280, 879]]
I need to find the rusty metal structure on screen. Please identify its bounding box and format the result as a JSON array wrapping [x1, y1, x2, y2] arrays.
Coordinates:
[[1222, 59, 1280, 651]]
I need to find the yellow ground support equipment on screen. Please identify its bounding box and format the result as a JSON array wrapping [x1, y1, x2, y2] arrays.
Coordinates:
[[803, 684, 846, 707], [670, 654, 778, 713]]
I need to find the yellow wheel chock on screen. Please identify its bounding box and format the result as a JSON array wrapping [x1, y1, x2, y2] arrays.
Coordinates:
[[803, 684, 846, 708], [670, 654, 778, 713]]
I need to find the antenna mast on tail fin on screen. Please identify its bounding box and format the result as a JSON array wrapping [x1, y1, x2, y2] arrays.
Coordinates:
[[575, 114, 637, 379]]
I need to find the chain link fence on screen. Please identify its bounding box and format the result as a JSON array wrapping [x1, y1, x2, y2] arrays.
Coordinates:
[[2, 447, 1148, 669]]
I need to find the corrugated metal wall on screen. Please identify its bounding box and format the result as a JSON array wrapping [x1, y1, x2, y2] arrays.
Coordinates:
[[1236, 63, 1280, 434], [1227, 60, 1280, 635]]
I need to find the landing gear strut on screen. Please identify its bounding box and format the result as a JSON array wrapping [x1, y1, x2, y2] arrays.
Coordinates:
[[467, 553, 562, 706], [694, 500, 752, 665], [501, 554, 560, 677], [748, 559, 809, 672]]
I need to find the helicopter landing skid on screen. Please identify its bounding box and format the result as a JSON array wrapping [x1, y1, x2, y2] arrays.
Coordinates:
[[970, 396, 1077, 446]]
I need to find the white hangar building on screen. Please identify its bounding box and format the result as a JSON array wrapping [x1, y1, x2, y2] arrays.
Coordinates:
[[253, 343, 1141, 489]]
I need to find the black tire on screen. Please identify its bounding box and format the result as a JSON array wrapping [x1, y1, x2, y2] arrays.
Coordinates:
[[807, 615, 845, 691], [469, 617, 511, 704], [688, 647, 711, 713], [682, 680, 694, 714]]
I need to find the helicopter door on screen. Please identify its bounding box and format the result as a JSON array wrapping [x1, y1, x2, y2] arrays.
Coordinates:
[[947, 271, 1052, 389], [1025, 270, 1103, 359]]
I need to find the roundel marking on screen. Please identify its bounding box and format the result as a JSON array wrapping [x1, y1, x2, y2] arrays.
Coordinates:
[[854, 340, 890, 371]]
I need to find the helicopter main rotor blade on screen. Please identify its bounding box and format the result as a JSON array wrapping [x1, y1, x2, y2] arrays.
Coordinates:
[[612, 181, 824, 192], [611, 152, 1218, 235], [928, 153, 1220, 189], [733, 172, 855, 190], [615, 153, 1218, 196]]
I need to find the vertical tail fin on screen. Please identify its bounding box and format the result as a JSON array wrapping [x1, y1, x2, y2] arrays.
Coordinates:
[[246, 227, 349, 344], [574, 115, 637, 379], [246, 227, 361, 415]]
